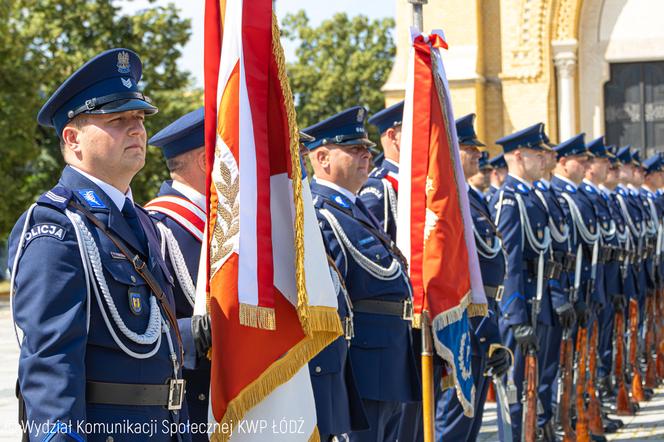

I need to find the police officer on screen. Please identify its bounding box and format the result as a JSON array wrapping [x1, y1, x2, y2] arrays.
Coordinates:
[[486, 154, 508, 204], [359, 101, 403, 240], [436, 114, 511, 442], [533, 141, 576, 441], [145, 107, 212, 441], [467, 150, 492, 196], [8, 49, 190, 441], [303, 106, 420, 442], [489, 123, 553, 441], [360, 101, 426, 442]]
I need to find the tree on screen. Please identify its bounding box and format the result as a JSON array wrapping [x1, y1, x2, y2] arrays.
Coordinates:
[[280, 11, 396, 132], [0, 0, 202, 241]]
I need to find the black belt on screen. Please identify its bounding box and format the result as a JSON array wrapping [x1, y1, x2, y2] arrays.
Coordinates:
[[598, 245, 613, 264], [524, 259, 561, 280], [353, 299, 413, 320], [552, 251, 575, 273], [484, 285, 504, 301], [87, 379, 185, 410]]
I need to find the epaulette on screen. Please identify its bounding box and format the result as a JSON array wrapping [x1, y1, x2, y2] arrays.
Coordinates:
[[582, 183, 595, 194], [563, 183, 576, 194], [36, 185, 74, 211], [534, 181, 547, 191]]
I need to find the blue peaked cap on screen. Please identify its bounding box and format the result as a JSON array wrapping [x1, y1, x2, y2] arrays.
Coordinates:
[[643, 154, 662, 174], [586, 136, 613, 159], [631, 149, 643, 167], [149, 107, 204, 159], [38, 48, 157, 137], [495, 123, 553, 153], [616, 145, 634, 165], [554, 133, 591, 159], [455, 113, 485, 146], [301, 106, 376, 150], [489, 153, 507, 169], [479, 151, 491, 169], [368, 101, 404, 134]]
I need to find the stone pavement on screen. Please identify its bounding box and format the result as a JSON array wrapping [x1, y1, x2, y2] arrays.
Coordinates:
[[478, 386, 664, 441], [1, 294, 664, 441]]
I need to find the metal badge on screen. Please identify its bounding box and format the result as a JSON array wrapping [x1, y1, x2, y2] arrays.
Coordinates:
[[117, 51, 130, 74], [168, 379, 186, 411], [344, 317, 354, 341], [128, 290, 143, 316]]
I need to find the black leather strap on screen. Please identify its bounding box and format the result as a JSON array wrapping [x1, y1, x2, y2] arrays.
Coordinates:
[[68, 199, 183, 365], [86, 380, 184, 407], [66, 92, 152, 119], [353, 299, 411, 319]]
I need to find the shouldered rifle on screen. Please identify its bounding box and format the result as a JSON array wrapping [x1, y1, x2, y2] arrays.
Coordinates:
[[614, 302, 636, 415], [585, 241, 604, 435]]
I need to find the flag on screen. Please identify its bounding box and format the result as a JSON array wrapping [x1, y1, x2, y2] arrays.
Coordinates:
[[396, 29, 488, 417], [197, 0, 343, 439]]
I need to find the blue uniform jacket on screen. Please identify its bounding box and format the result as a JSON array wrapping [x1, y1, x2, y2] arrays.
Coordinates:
[[359, 160, 399, 241], [8, 166, 189, 442], [617, 185, 647, 302], [639, 187, 660, 291], [311, 180, 420, 402], [534, 180, 573, 314], [551, 176, 604, 306], [467, 187, 504, 353], [489, 175, 553, 327], [148, 180, 210, 439]]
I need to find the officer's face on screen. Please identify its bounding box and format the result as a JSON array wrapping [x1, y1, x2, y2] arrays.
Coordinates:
[[564, 154, 588, 183], [587, 157, 609, 183], [633, 168, 645, 186], [605, 166, 619, 187], [326, 144, 372, 193], [459, 144, 481, 179], [619, 164, 634, 184], [520, 148, 545, 181], [67, 110, 147, 188]]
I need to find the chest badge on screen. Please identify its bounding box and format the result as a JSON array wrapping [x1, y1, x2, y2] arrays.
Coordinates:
[[128, 290, 143, 315], [333, 195, 350, 208]]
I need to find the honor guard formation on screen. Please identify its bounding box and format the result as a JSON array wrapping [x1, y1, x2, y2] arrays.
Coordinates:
[[7, 48, 664, 442]]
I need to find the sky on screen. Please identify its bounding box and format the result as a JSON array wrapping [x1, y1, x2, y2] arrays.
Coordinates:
[[121, 0, 395, 87]]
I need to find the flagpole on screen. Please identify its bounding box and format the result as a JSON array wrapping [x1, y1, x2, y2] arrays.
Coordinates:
[[421, 310, 435, 442], [408, 0, 427, 33]]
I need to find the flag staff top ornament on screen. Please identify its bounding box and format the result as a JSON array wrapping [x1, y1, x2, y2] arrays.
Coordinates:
[[396, 27, 489, 417]]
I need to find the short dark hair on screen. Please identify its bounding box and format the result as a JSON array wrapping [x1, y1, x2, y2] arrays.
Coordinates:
[[59, 115, 88, 153]]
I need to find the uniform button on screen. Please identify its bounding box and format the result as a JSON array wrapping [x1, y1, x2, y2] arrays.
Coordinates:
[[479, 337, 486, 343], [315, 366, 322, 373], [106, 437, 114, 442], [375, 254, 381, 261], [198, 393, 206, 401], [130, 275, 136, 283]]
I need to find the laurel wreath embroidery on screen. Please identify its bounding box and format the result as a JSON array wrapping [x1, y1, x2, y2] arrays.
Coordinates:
[[458, 331, 472, 381], [210, 141, 240, 277]]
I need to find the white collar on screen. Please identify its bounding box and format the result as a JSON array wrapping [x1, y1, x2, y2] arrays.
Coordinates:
[[627, 184, 639, 192], [642, 185, 656, 194], [554, 174, 577, 189], [599, 184, 612, 194], [508, 173, 532, 189], [71, 166, 132, 211], [314, 178, 357, 203], [469, 184, 484, 197], [172, 180, 206, 212], [384, 158, 399, 169], [539, 178, 550, 186], [582, 178, 599, 192]]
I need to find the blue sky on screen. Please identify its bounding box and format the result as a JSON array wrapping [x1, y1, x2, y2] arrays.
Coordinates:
[[121, 0, 394, 87]]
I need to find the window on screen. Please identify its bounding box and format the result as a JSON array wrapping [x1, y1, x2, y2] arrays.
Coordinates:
[[604, 62, 664, 157]]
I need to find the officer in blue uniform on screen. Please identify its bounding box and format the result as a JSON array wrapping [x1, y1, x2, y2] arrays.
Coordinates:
[[303, 106, 420, 442], [486, 154, 508, 204], [7, 49, 191, 441], [488, 123, 554, 442], [146, 107, 212, 441], [359, 101, 403, 240], [467, 150, 492, 196], [436, 114, 511, 442], [533, 138, 577, 440]]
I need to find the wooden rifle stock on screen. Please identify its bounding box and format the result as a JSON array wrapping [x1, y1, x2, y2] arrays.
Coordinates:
[[645, 295, 658, 388], [614, 308, 636, 415], [658, 287, 664, 379], [629, 299, 647, 402], [575, 326, 590, 442], [523, 349, 538, 442], [559, 330, 576, 442], [587, 322, 604, 435]]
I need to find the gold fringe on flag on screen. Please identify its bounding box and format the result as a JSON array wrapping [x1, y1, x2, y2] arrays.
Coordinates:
[[239, 303, 277, 330]]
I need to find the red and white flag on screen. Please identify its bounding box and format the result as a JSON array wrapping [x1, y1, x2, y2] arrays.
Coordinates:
[[195, 0, 343, 439], [396, 29, 488, 417]]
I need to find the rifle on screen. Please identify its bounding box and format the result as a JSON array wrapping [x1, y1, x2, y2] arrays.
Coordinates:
[[587, 321, 604, 435], [629, 298, 647, 401], [522, 252, 544, 442], [575, 324, 590, 442], [645, 294, 658, 388], [613, 302, 636, 415], [557, 328, 576, 442]]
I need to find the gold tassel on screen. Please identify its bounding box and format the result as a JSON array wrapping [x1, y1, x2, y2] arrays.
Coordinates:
[[466, 302, 489, 318]]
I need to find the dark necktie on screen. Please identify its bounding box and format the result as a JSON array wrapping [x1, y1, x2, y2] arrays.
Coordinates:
[[122, 197, 147, 251]]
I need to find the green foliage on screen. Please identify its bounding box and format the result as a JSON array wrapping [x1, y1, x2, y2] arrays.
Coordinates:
[[280, 11, 395, 133], [0, 0, 201, 241]]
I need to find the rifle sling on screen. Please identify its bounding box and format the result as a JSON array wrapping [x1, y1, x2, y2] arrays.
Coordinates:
[[68, 199, 184, 365]]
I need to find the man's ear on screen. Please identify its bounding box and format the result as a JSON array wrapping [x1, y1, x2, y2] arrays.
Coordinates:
[[61, 125, 81, 154], [196, 148, 206, 173], [313, 147, 330, 169]]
